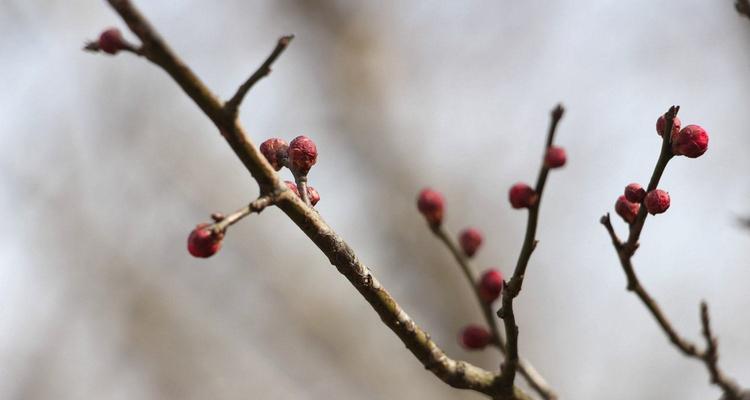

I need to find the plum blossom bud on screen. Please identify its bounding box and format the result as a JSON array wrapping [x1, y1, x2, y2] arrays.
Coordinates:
[[672, 125, 709, 158], [98, 28, 125, 55], [478, 269, 503, 303], [624, 183, 646, 203], [288, 135, 318, 175], [459, 228, 483, 257], [544, 146, 566, 168], [259, 138, 288, 170], [644, 189, 670, 215], [615, 195, 640, 224], [656, 115, 681, 138], [459, 325, 492, 350], [187, 223, 223, 258], [509, 183, 538, 209], [307, 186, 320, 206], [417, 188, 444, 226]]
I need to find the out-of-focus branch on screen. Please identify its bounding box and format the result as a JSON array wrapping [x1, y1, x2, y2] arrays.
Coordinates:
[[736, 0, 750, 19], [600, 107, 745, 400], [92, 0, 532, 397], [432, 226, 557, 400], [496, 104, 565, 398]]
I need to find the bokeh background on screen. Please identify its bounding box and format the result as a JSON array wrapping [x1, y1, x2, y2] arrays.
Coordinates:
[[2, 1, 749, 399]]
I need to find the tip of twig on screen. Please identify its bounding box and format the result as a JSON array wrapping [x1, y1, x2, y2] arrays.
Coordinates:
[[600, 213, 610, 225], [551, 104, 565, 121], [83, 41, 100, 52], [279, 35, 295, 45]]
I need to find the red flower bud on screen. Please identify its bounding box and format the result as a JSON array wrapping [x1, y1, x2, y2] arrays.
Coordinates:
[[615, 195, 640, 224], [307, 186, 320, 206], [656, 115, 681, 137], [288, 135, 318, 175], [187, 223, 223, 258], [98, 28, 125, 55], [417, 188, 444, 226], [478, 269, 503, 303], [259, 138, 289, 171], [644, 189, 670, 215], [285, 181, 299, 196], [624, 183, 646, 203], [544, 146, 566, 168], [509, 183, 538, 209], [672, 125, 708, 158], [459, 325, 492, 350], [459, 228, 483, 257]]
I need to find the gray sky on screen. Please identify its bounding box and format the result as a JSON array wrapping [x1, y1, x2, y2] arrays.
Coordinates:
[[1, 1, 749, 399]]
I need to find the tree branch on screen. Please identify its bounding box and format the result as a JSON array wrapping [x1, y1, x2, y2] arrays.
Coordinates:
[[737, 0, 750, 19], [224, 35, 294, 118], [212, 195, 273, 233], [496, 104, 565, 396], [95, 0, 532, 397], [432, 226, 557, 400], [600, 106, 745, 400]]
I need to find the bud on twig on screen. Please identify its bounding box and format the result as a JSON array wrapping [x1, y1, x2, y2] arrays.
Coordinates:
[[656, 115, 681, 138], [615, 195, 640, 224], [624, 183, 646, 203], [672, 125, 709, 158], [459, 228, 483, 257], [417, 188, 445, 226], [187, 223, 223, 258], [509, 183, 538, 209], [544, 146, 567, 169], [478, 269, 503, 303], [459, 325, 492, 350], [259, 138, 289, 170], [288, 135, 317, 175], [644, 189, 670, 215]]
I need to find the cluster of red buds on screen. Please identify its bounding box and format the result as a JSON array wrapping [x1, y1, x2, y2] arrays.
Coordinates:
[[187, 135, 320, 258], [614, 113, 708, 224], [656, 115, 709, 158], [260, 135, 320, 203]]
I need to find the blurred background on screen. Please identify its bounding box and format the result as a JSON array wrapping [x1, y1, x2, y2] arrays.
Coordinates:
[[1, 1, 749, 399]]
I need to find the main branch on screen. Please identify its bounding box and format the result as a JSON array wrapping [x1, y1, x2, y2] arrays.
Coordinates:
[[95, 0, 532, 397]]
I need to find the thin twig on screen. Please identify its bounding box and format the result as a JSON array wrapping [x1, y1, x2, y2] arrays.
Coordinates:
[[83, 40, 143, 55], [700, 302, 744, 398], [294, 173, 312, 206], [212, 196, 273, 233], [224, 35, 294, 118], [600, 107, 745, 399], [497, 104, 565, 396], [432, 226, 557, 400], [94, 1, 532, 397]]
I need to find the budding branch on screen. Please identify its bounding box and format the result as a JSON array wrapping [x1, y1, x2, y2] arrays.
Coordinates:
[[89, 0, 537, 398]]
